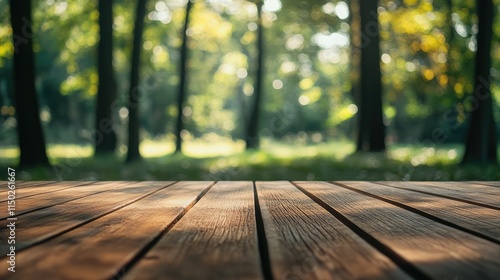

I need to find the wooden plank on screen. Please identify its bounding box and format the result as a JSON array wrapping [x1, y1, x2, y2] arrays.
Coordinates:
[[465, 181, 500, 188], [415, 181, 500, 196], [0, 181, 58, 202], [256, 181, 409, 280], [381, 181, 500, 210], [0, 181, 93, 202], [0, 181, 135, 219], [125, 181, 262, 280], [0, 181, 213, 280], [11, 181, 57, 188], [0, 181, 173, 253], [295, 181, 500, 280], [336, 181, 500, 242]]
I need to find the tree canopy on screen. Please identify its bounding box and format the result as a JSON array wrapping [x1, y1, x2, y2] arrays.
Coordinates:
[[0, 0, 498, 174]]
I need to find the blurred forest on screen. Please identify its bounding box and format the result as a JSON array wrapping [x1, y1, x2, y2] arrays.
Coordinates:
[[0, 0, 499, 181]]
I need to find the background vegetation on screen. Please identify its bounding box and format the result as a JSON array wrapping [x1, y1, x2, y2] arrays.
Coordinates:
[[0, 0, 499, 180]]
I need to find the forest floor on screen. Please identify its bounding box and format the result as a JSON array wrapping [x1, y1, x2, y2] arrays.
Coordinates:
[[0, 139, 499, 181]]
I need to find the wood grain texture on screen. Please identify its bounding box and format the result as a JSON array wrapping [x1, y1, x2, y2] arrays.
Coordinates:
[[382, 181, 500, 209], [0, 180, 498, 279], [0, 181, 57, 202], [0, 181, 172, 254], [0, 181, 213, 280], [0, 181, 92, 203], [125, 181, 262, 280], [12, 181, 57, 188], [470, 181, 500, 188], [256, 181, 409, 280], [338, 181, 500, 242], [414, 181, 500, 196], [295, 181, 500, 280], [0, 181, 133, 219]]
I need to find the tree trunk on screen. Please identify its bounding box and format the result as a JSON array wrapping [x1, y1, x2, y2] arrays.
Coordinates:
[[95, 0, 118, 156], [356, 0, 385, 152], [446, 0, 454, 45], [462, 0, 497, 164], [9, 0, 50, 167], [238, 45, 251, 140], [348, 0, 361, 135], [245, 1, 264, 150], [446, 0, 456, 96], [175, 0, 193, 154], [126, 0, 148, 163]]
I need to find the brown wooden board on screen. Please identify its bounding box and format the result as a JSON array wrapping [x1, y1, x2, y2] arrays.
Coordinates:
[[0, 181, 213, 280], [381, 181, 500, 209], [0, 181, 94, 203], [414, 181, 500, 196], [467, 181, 500, 188], [125, 181, 262, 280], [336, 181, 500, 243], [295, 181, 500, 280], [0, 182, 173, 254], [0, 181, 136, 219], [0, 181, 57, 202], [256, 181, 409, 280], [11, 181, 57, 188], [478, 181, 500, 187]]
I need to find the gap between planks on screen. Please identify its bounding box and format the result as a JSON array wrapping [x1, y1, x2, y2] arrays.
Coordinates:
[[377, 181, 500, 211], [0, 180, 498, 279], [0, 181, 175, 256], [124, 181, 263, 280], [0, 181, 96, 203], [0, 181, 214, 280], [332, 181, 500, 245], [0, 181, 142, 220], [294, 181, 500, 280], [257, 181, 410, 280]]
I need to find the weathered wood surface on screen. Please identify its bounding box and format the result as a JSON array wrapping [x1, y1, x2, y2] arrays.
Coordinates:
[[0, 181, 59, 202], [382, 181, 500, 209], [126, 181, 262, 280], [465, 181, 500, 188], [0, 181, 93, 202], [0, 181, 135, 219], [295, 181, 500, 280], [0, 181, 212, 280], [256, 181, 409, 280], [339, 182, 500, 242], [0, 181, 499, 280], [11, 181, 58, 188], [0, 182, 172, 251]]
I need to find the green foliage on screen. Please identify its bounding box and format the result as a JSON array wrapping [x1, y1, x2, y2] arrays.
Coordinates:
[[0, 0, 499, 165], [0, 140, 498, 180]]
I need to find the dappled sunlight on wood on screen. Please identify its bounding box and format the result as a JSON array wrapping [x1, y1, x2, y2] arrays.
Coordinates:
[[295, 181, 500, 279], [1, 181, 500, 279]]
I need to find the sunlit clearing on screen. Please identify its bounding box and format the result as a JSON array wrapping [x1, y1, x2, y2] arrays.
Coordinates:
[[139, 138, 245, 158], [48, 145, 92, 159], [263, 0, 282, 13], [335, 1, 349, 20], [313, 32, 350, 49]]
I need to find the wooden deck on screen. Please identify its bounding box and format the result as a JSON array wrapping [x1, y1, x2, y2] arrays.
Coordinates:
[[1, 181, 500, 279]]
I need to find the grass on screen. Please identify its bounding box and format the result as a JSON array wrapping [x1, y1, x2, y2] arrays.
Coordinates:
[[0, 139, 499, 181]]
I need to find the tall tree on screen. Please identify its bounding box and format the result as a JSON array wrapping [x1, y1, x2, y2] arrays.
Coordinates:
[[348, 0, 361, 125], [462, 0, 497, 164], [94, 0, 118, 156], [245, 0, 264, 150], [446, 0, 456, 102], [9, 0, 50, 167], [126, 0, 148, 162], [446, 0, 454, 46], [356, 0, 385, 152], [175, 0, 194, 154]]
